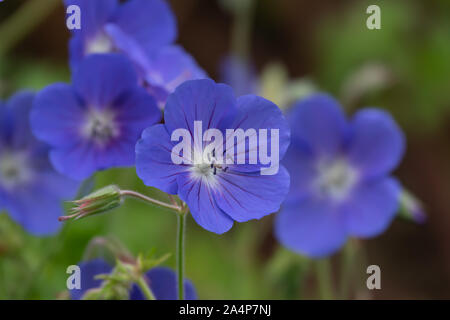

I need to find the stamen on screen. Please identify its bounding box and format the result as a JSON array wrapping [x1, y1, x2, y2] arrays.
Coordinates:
[[314, 158, 358, 201], [190, 148, 228, 181], [0, 152, 32, 189], [83, 109, 119, 145], [86, 33, 114, 55]]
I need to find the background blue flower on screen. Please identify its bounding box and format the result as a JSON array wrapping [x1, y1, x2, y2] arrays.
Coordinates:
[[64, 0, 177, 71], [70, 259, 197, 300], [30, 54, 161, 181], [136, 79, 290, 234], [143, 45, 208, 109], [220, 54, 259, 97], [0, 91, 79, 235], [275, 94, 405, 257]]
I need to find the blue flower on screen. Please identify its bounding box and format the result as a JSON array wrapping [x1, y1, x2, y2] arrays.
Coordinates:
[[70, 259, 197, 300], [275, 94, 405, 257], [220, 55, 258, 97], [30, 54, 161, 181], [64, 0, 176, 71], [0, 91, 79, 235], [136, 79, 290, 234], [143, 45, 208, 109]]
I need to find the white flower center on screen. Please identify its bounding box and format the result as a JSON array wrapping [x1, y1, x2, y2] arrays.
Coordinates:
[[189, 148, 227, 187], [0, 151, 32, 190], [314, 158, 358, 201], [85, 32, 114, 55], [82, 109, 119, 145]]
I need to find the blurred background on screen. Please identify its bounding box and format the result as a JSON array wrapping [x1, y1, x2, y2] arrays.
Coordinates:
[[0, 0, 449, 299]]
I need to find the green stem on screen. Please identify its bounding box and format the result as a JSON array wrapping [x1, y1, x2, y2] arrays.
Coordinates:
[[230, 0, 255, 60], [177, 212, 186, 300], [0, 0, 61, 55], [136, 276, 156, 300], [339, 240, 357, 299], [120, 190, 182, 212], [315, 259, 334, 300]]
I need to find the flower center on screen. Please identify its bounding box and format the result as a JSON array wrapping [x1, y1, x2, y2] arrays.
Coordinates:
[[0, 152, 32, 190], [314, 158, 358, 201], [189, 149, 227, 186], [83, 109, 119, 145], [85, 32, 114, 55], [192, 163, 214, 177]]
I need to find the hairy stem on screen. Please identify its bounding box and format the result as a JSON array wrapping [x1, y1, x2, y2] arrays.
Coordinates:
[[136, 276, 156, 300], [120, 190, 182, 212], [339, 240, 357, 299], [315, 259, 334, 300], [231, 0, 255, 60], [177, 212, 187, 300]]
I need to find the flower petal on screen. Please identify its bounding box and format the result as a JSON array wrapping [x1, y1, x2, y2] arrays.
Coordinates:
[[110, 0, 176, 53], [3, 186, 68, 235], [220, 54, 258, 97], [340, 177, 401, 237], [0, 100, 9, 142], [213, 166, 290, 222], [32, 171, 80, 200], [67, 34, 86, 70], [136, 124, 189, 194], [49, 141, 98, 181], [275, 196, 347, 258], [0, 91, 41, 152], [288, 94, 348, 156], [96, 87, 162, 168], [177, 173, 234, 234], [104, 23, 150, 74], [72, 54, 139, 107], [226, 95, 290, 173], [129, 267, 197, 300], [347, 109, 405, 179], [164, 79, 238, 137], [144, 45, 208, 94], [31, 83, 84, 147], [282, 144, 317, 199], [114, 87, 161, 130]]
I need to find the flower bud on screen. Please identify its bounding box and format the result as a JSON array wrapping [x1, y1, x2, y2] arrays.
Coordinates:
[[59, 185, 122, 222], [399, 189, 426, 224]]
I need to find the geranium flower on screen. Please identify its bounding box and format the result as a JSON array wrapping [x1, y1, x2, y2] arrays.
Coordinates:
[[64, 0, 176, 71], [220, 54, 258, 97], [31, 54, 161, 180], [65, 0, 207, 107], [0, 91, 79, 235], [143, 45, 208, 109], [70, 259, 197, 300], [275, 94, 405, 257], [136, 79, 290, 234]]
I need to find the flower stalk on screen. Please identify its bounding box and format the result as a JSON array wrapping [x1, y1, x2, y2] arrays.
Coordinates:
[[59, 184, 189, 300], [315, 259, 334, 300], [136, 276, 156, 300], [59, 185, 183, 222], [177, 210, 187, 300], [120, 190, 182, 212]]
